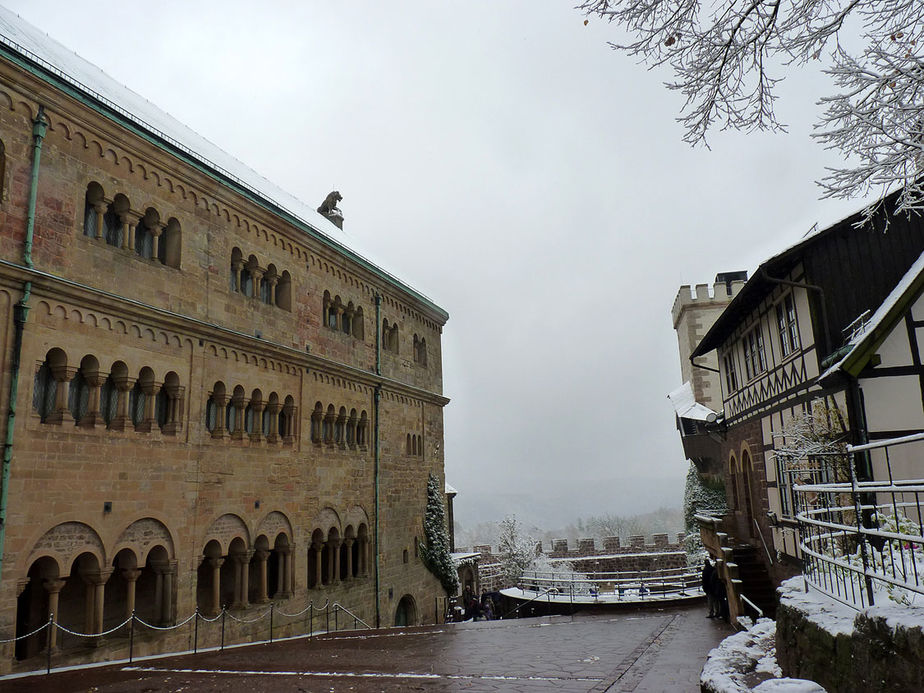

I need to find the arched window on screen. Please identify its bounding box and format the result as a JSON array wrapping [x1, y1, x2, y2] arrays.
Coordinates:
[[206, 381, 226, 437], [260, 264, 275, 304], [324, 405, 335, 444], [311, 402, 323, 444], [67, 367, 90, 425], [347, 409, 357, 448], [230, 248, 243, 292], [358, 410, 368, 448], [100, 373, 118, 427], [160, 217, 181, 268], [129, 380, 146, 428], [276, 271, 292, 311], [323, 291, 333, 327], [406, 433, 412, 455], [353, 307, 364, 340], [103, 204, 122, 247], [83, 182, 105, 238], [155, 386, 169, 429], [335, 407, 346, 446], [136, 208, 159, 259], [33, 348, 65, 423], [342, 303, 354, 335]]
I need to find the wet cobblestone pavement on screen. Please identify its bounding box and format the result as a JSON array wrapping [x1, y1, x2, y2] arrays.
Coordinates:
[[4, 603, 731, 692]]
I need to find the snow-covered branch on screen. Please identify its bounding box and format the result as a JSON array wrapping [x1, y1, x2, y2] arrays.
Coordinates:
[[579, 0, 924, 207]]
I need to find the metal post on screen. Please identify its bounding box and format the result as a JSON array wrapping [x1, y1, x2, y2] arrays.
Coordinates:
[[334, 604, 339, 632], [220, 606, 226, 651], [269, 604, 274, 644], [309, 603, 313, 637], [129, 610, 135, 663], [46, 612, 53, 675], [850, 455, 876, 606], [194, 607, 199, 654], [326, 604, 330, 633]]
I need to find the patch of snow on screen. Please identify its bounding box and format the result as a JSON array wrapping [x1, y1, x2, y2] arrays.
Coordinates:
[[863, 600, 924, 632], [778, 577, 856, 637], [668, 381, 717, 421], [701, 619, 817, 693], [752, 679, 827, 693]]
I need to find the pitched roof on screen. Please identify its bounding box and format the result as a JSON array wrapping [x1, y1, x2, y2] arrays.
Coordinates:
[[0, 7, 448, 321], [820, 249, 924, 380]]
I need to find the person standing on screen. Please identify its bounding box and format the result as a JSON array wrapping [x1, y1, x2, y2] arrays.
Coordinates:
[[702, 558, 719, 618]]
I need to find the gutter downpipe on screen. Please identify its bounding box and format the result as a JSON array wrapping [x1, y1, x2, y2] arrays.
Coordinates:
[[373, 293, 382, 628], [0, 106, 47, 578]]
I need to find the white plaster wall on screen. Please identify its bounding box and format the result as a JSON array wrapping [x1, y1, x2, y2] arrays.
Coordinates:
[[861, 376, 924, 432]]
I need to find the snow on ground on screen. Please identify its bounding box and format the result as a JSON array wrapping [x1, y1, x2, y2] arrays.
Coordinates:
[[777, 578, 855, 637], [700, 618, 825, 693]]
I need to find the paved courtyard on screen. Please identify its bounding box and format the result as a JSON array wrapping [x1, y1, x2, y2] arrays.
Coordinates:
[[4, 603, 731, 692]]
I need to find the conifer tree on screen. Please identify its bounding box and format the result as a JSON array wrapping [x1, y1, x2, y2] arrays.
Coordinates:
[[419, 473, 459, 595]]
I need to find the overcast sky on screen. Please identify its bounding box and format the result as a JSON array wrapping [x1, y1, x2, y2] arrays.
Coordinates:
[[4, 1, 872, 530]]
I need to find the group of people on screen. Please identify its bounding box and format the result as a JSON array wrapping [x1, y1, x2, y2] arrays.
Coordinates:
[[460, 587, 497, 621], [701, 558, 729, 621]]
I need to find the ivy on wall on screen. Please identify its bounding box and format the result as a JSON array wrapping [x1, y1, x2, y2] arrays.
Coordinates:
[[419, 473, 459, 595]]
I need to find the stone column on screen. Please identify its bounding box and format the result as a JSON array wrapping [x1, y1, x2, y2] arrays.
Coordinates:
[[150, 224, 163, 262], [43, 578, 67, 651], [252, 268, 264, 302], [231, 397, 247, 441], [210, 393, 228, 438], [330, 540, 341, 585], [47, 364, 76, 425], [283, 544, 294, 596], [282, 404, 296, 446], [121, 568, 142, 620], [163, 384, 184, 435], [84, 568, 113, 644], [254, 549, 270, 603], [231, 260, 242, 292], [208, 557, 224, 616], [93, 202, 106, 240], [109, 375, 134, 432], [312, 542, 323, 589], [249, 399, 265, 443], [266, 401, 281, 444], [78, 371, 106, 428], [268, 275, 278, 305], [344, 539, 354, 580], [232, 552, 251, 609]]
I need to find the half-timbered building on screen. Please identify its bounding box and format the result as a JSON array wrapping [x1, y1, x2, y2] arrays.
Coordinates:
[[689, 195, 924, 619]]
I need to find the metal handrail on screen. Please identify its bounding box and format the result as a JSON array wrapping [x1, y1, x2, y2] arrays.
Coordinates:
[[739, 593, 764, 620], [502, 586, 557, 619], [331, 603, 373, 630], [753, 518, 774, 565]]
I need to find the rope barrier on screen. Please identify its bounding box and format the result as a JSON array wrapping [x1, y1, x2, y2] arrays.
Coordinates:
[[135, 612, 197, 631], [197, 611, 225, 623], [53, 616, 132, 639], [275, 602, 314, 618], [225, 608, 271, 624], [0, 620, 49, 643]]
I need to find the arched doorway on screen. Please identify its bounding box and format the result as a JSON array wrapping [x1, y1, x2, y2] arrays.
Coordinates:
[[742, 450, 756, 537], [394, 594, 417, 627]]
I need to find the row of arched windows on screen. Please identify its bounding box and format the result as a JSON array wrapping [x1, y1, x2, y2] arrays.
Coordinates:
[[83, 183, 181, 268], [205, 383, 296, 444], [382, 319, 399, 353], [307, 524, 370, 588], [406, 433, 423, 457], [229, 247, 293, 311], [322, 291, 364, 339], [412, 334, 428, 367], [33, 348, 184, 434], [310, 403, 369, 449]]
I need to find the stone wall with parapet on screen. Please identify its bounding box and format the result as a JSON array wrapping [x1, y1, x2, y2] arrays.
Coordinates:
[[775, 577, 924, 693], [470, 534, 688, 589]]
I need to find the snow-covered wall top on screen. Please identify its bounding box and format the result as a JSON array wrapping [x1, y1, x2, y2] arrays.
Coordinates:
[[0, 6, 446, 319]]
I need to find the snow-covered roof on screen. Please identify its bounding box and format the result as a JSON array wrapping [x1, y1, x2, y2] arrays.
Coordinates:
[[0, 7, 447, 320], [444, 481, 457, 495], [450, 552, 479, 563], [821, 249, 924, 380], [667, 381, 717, 422]]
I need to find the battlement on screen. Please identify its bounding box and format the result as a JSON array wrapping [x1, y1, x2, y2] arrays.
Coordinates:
[[671, 273, 747, 327]]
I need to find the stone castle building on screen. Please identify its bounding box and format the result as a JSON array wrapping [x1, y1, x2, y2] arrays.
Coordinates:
[[0, 9, 449, 671]]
